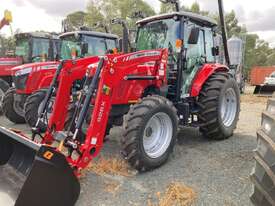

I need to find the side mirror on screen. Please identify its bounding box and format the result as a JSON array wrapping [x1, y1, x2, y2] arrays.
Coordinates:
[[81, 42, 88, 56], [212, 46, 219, 56], [188, 27, 200, 44]]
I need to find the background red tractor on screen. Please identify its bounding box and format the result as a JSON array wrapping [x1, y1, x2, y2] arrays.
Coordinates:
[[0, 0, 241, 205], [2, 30, 118, 124], [0, 32, 59, 114]]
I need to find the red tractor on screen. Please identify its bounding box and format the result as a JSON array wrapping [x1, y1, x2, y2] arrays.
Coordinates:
[[0, 0, 240, 205], [2, 30, 118, 124], [0, 32, 59, 113]]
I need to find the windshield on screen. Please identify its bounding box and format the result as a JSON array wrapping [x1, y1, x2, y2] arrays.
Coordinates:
[[136, 18, 180, 51], [32, 38, 50, 62], [60, 34, 117, 60], [82, 35, 107, 56], [15, 38, 29, 62], [60, 35, 81, 60]]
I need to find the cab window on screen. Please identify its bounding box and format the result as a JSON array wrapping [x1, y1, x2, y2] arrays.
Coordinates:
[[82, 36, 106, 56], [204, 28, 215, 62]]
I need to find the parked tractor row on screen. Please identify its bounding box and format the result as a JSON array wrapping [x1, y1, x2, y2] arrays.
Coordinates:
[[1, 1, 263, 206]]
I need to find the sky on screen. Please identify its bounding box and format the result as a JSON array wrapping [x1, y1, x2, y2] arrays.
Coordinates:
[[1, 0, 275, 47]]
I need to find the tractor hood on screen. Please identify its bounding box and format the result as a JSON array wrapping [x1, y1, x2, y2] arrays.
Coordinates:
[[0, 57, 23, 76], [11, 61, 59, 76], [0, 57, 23, 66]]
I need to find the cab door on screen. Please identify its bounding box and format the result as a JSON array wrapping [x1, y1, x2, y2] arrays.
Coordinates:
[[181, 22, 206, 98]]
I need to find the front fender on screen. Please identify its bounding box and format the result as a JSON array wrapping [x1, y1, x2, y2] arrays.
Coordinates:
[[190, 63, 229, 97]]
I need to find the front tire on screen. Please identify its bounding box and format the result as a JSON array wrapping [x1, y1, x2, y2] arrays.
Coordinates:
[[197, 72, 240, 140], [250, 97, 275, 206], [2, 88, 26, 123], [121, 95, 178, 172], [0, 79, 10, 115], [24, 88, 53, 130]]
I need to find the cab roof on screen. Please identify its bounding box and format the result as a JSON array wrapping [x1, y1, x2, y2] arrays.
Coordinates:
[[15, 32, 59, 40], [137, 11, 217, 28], [59, 31, 119, 40]]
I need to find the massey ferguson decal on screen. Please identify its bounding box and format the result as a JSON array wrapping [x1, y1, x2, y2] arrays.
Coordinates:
[[123, 51, 161, 62]]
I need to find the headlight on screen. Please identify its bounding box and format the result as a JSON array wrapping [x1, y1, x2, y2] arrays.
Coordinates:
[[15, 67, 32, 76], [13, 74, 29, 90]]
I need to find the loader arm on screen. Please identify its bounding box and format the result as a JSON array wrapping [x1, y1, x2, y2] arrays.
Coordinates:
[[70, 49, 168, 170], [43, 56, 100, 143]]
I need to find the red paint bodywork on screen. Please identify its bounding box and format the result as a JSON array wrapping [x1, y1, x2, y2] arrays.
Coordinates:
[[9, 49, 230, 175], [13, 61, 59, 94], [190, 63, 229, 97], [0, 57, 23, 76], [39, 49, 168, 172]]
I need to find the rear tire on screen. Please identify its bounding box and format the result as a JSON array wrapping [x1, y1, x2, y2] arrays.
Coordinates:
[[250, 97, 275, 206], [121, 95, 178, 172], [24, 88, 53, 130], [2, 88, 26, 123], [0, 79, 10, 115], [197, 72, 240, 140]]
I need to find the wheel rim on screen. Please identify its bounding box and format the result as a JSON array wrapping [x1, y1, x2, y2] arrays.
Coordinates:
[[38, 98, 55, 124], [143, 112, 173, 159], [220, 88, 237, 127]]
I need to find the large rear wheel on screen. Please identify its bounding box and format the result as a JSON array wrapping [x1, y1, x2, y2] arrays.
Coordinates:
[[250, 96, 275, 206], [197, 72, 240, 140], [2, 88, 26, 123], [121, 95, 178, 172]]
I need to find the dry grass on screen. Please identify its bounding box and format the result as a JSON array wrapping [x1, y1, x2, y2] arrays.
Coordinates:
[[104, 180, 121, 195], [241, 94, 268, 104], [148, 182, 197, 206], [87, 156, 135, 177]]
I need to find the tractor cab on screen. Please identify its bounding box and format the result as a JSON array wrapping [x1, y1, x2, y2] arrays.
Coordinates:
[[15, 32, 60, 64], [59, 31, 118, 60], [136, 11, 218, 100]]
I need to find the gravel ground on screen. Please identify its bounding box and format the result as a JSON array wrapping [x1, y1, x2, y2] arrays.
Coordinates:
[[0, 86, 268, 206]]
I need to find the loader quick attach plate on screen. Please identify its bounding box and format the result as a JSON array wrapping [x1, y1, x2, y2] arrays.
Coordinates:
[[0, 126, 80, 206]]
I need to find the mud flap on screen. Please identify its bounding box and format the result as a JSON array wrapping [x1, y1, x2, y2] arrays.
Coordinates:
[[0, 127, 80, 206]]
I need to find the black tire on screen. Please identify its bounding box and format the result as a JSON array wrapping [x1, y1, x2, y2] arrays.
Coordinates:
[[2, 88, 26, 123], [0, 79, 10, 115], [24, 88, 50, 130], [250, 97, 275, 206], [121, 95, 178, 172], [197, 72, 240, 140]]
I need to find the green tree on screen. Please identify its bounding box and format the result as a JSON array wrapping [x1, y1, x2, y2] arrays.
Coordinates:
[[0, 35, 16, 56], [63, 11, 87, 31]]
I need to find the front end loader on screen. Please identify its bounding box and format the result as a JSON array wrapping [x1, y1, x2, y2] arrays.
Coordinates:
[[0, 49, 169, 205]]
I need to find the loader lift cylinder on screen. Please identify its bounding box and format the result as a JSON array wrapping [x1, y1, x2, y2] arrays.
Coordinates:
[[73, 57, 105, 139], [32, 61, 64, 135]]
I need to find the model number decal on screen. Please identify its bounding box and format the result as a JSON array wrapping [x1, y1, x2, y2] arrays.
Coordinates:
[[97, 101, 106, 123]]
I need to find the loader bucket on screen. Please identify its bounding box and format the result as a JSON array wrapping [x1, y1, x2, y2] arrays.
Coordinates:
[[0, 126, 80, 206], [254, 85, 275, 96]]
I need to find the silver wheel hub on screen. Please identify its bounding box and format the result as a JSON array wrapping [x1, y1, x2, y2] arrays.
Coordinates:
[[143, 112, 173, 159], [220, 88, 237, 127]]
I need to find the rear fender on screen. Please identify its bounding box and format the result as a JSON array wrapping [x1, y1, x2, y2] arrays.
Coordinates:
[[190, 63, 229, 97]]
